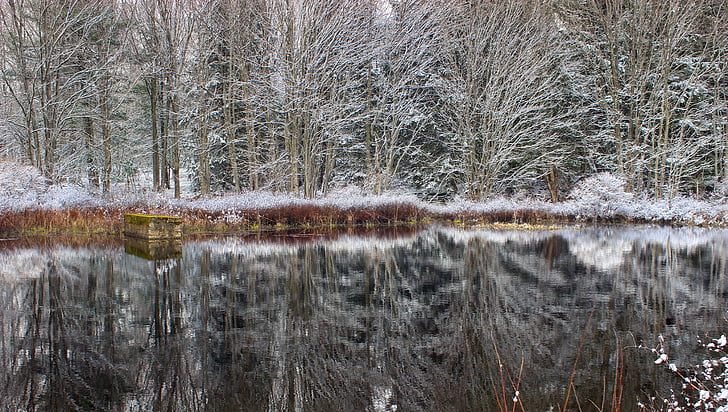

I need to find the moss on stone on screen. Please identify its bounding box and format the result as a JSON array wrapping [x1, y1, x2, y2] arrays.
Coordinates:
[[124, 214, 182, 226]]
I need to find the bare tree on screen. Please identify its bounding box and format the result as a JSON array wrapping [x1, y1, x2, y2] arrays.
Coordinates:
[[74, 1, 129, 193], [134, 0, 194, 198], [192, 0, 270, 194], [703, 0, 728, 190], [0, 0, 133, 193], [262, 0, 373, 197], [0, 0, 41, 170], [0, 0, 94, 179], [442, 0, 570, 199]]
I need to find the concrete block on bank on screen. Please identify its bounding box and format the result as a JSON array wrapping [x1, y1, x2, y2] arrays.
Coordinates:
[[124, 214, 182, 240]]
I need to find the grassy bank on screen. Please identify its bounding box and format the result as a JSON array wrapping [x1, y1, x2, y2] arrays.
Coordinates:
[[1, 199, 721, 238], [0, 200, 592, 237], [0, 203, 431, 237]]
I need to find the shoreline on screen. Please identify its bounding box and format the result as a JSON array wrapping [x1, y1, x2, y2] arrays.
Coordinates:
[[0, 201, 725, 238]]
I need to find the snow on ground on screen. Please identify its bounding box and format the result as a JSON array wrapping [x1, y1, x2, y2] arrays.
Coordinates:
[[0, 161, 726, 226], [0, 161, 106, 212]]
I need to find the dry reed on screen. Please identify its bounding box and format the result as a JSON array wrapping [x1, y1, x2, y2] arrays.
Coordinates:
[[0, 201, 586, 237]]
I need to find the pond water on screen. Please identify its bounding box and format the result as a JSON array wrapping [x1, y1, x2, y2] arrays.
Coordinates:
[[1, 225, 727, 411]]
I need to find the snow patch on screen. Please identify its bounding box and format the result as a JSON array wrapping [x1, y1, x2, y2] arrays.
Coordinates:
[[0, 161, 105, 212]]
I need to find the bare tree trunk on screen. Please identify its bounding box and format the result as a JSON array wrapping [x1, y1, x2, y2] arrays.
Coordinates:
[[147, 77, 161, 191], [546, 166, 560, 202], [321, 136, 335, 196], [160, 82, 169, 190], [83, 116, 99, 189], [90, 63, 114, 194], [199, 123, 210, 195], [225, 82, 240, 192], [247, 113, 259, 190], [170, 93, 181, 198], [101, 98, 112, 193]]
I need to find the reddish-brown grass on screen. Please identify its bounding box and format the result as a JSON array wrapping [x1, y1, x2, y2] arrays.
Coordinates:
[[0, 202, 581, 237], [0, 208, 124, 237]]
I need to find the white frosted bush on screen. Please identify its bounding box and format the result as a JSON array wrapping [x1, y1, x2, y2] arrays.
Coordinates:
[[567, 172, 635, 218], [39, 184, 105, 210], [712, 180, 728, 201], [0, 161, 48, 197], [0, 161, 106, 212]]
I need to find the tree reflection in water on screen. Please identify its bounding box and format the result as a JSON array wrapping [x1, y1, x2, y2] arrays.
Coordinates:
[[0, 226, 727, 411]]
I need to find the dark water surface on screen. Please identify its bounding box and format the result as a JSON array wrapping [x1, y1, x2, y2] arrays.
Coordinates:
[[1, 225, 727, 411]]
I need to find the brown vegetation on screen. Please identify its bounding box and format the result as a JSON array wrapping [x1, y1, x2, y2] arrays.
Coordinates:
[[0, 208, 124, 237], [0, 202, 589, 238]]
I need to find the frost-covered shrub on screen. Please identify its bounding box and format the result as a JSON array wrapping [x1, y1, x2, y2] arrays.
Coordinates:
[[324, 185, 366, 202], [106, 188, 174, 211], [39, 184, 105, 210], [567, 172, 635, 218], [187, 191, 303, 213], [712, 180, 728, 201], [0, 161, 48, 211], [0, 161, 107, 211], [0, 161, 48, 197]]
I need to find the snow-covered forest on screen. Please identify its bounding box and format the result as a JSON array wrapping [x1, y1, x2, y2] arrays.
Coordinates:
[[0, 0, 725, 202]]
